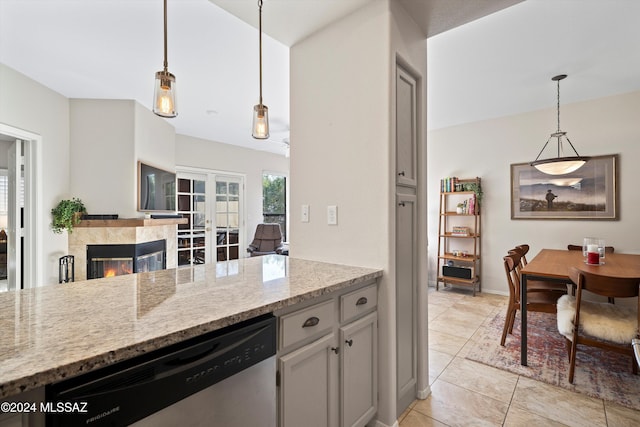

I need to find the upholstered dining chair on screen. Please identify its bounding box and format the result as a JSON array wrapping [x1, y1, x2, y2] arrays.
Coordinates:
[[246, 223, 284, 257], [500, 252, 566, 346], [557, 267, 640, 383]]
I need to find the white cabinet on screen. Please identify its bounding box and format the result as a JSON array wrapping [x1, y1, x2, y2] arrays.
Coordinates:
[[279, 333, 339, 427], [277, 282, 378, 427], [340, 312, 377, 427]]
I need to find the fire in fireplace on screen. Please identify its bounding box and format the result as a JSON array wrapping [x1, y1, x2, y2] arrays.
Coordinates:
[[86, 239, 166, 280]]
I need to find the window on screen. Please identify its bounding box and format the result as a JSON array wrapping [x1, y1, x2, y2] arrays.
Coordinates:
[[262, 173, 287, 241]]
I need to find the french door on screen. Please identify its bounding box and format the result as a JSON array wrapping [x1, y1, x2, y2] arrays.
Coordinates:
[[176, 169, 244, 266]]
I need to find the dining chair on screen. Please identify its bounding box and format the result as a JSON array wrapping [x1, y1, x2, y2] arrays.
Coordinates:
[[500, 252, 566, 346], [557, 267, 640, 383], [567, 244, 615, 253], [567, 244, 615, 302], [509, 245, 569, 294]]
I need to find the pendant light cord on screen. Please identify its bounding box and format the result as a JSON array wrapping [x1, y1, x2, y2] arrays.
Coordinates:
[[163, 0, 168, 72], [258, 0, 263, 105], [556, 77, 561, 133]]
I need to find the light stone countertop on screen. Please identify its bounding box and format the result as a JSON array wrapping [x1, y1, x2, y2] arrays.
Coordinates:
[[0, 255, 382, 398]]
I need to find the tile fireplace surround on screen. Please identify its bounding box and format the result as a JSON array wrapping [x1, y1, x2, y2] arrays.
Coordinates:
[[68, 218, 186, 281]]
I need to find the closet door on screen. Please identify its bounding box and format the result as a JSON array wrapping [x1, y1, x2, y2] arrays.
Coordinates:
[[396, 193, 417, 415], [396, 65, 417, 188]]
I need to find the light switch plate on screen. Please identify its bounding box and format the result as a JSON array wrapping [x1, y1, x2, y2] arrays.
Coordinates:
[[327, 205, 337, 225], [301, 204, 309, 223]]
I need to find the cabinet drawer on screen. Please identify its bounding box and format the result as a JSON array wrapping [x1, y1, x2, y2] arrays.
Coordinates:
[[280, 300, 335, 349], [340, 284, 377, 323]]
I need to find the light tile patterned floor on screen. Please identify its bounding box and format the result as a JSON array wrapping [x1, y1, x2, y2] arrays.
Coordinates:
[[399, 286, 640, 427]]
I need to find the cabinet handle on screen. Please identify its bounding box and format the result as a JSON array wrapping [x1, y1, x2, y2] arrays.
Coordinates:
[[398, 171, 405, 176], [356, 297, 368, 306], [398, 202, 406, 207], [345, 339, 353, 347], [331, 347, 340, 354], [302, 316, 319, 328]]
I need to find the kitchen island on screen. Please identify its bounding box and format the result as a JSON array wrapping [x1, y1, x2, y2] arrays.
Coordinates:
[[0, 255, 382, 400]]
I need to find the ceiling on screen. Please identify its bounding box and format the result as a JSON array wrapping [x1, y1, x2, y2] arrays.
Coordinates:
[[427, 0, 640, 130], [1, 0, 638, 155]]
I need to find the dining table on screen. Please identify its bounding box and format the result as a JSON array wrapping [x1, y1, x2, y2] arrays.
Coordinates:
[[519, 248, 640, 366]]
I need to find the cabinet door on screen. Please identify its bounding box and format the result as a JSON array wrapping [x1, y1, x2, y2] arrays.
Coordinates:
[[279, 333, 338, 427], [396, 64, 418, 187], [396, 193, 417, 415], [340, 312, 377, 427]]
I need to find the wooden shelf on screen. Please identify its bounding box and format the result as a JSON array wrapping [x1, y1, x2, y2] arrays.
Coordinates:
[[441, 232, 480, 238], [437, 276, 479, 285], [437, 176, 482, 296], [438, 253, 480, 262], [441, 211, 479, 216]]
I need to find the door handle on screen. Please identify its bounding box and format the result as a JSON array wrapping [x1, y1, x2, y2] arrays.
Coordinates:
[[345, 339, 353, 347]]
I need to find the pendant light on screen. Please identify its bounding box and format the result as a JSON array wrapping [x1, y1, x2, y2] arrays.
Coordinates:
[[530, 74, 589, 175], [153, 0, 177, 118], [252, 0, 269, 139]]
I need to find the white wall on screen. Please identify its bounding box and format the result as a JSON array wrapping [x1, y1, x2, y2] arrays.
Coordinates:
[[69, 99, 176, 219], [428, 90, 640, 295], [290, 0, 427, 424], [174, 134, 289, 250], [290, 1, 390, 267], [0, 63, 70, 285]]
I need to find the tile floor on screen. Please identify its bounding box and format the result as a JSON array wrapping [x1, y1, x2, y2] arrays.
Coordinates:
[[398, 286, 640, 427]]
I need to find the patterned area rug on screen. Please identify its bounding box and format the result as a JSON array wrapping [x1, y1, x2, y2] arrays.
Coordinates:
[[466, 309, 640, 410]]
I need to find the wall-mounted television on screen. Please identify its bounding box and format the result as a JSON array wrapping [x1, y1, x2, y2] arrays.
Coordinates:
[[138, 161, 176, 212]]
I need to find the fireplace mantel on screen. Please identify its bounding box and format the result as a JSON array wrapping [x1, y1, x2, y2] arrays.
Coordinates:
[[75, 218, 187, 228]]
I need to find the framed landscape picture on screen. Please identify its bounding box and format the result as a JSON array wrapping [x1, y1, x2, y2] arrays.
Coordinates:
[[510, 154, 618, 220]]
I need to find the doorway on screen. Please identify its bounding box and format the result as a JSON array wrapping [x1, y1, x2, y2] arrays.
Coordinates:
[[0, 123, 41, 291], [176, 168, 245, 266]]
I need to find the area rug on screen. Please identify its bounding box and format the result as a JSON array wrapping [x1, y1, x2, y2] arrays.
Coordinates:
[[465, 309, 640, 410]]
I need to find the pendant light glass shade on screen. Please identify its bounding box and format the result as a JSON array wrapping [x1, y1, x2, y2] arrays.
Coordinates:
[[530, 157, 587, 175], [530, 75, 588, 175], [153, 0, 177, 118], [153, 70, 177, 117], [252, 0, 269, 139], [252, 104, 269, 139]]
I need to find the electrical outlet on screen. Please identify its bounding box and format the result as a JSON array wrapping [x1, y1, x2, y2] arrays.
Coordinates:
[[301, 204, 309, 223], [327, 205, 337, 225]]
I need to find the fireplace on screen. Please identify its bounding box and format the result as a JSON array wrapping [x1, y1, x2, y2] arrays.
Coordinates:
[[86, 239, 166, 279]]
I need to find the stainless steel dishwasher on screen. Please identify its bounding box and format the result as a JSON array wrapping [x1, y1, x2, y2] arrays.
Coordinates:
[[46, 314, 276, 427]]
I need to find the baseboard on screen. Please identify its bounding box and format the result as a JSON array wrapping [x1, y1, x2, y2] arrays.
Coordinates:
[[417, 385, 431, 399]]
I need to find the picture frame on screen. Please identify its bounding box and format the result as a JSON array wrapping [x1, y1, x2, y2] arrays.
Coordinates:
[[510, 154, 618, 220]]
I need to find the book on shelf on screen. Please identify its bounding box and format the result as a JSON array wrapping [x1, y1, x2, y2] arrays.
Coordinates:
[[451, 226, 470, 236], [440, 176, 459, 193]]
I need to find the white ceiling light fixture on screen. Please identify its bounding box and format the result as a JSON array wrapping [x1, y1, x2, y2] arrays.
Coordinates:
[[252, 0, 269, 139], [153, 0, 177, 118], [530, 74, 589, 175]]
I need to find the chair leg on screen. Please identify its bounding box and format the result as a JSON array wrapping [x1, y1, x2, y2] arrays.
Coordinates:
[[568, 339, 578, 384], [507, 308, 517, 335], [500, 306, 514, 346]]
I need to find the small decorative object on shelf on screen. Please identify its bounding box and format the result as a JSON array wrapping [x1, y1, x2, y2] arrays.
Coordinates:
[[437, 177, 482, 295]]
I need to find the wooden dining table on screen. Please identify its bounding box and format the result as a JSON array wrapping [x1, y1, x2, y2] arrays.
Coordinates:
[[519, 249, 640, 365]]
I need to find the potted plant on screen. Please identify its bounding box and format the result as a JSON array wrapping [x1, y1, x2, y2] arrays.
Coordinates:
[[51, 198, 87, 234], [456, 203, 464, 214]]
